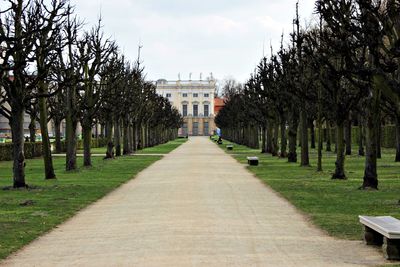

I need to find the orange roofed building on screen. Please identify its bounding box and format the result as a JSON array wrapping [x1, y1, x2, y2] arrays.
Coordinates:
[[214, 97, 225, 115]]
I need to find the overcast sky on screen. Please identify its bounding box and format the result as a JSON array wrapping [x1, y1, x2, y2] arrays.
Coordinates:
[[71, 0, 317, 83]]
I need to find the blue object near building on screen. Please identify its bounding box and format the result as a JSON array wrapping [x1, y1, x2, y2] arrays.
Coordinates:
[[216, 128, 221, 137]]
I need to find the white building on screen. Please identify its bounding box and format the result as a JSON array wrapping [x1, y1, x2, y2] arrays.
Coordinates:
[[156, 77, 217, 136]]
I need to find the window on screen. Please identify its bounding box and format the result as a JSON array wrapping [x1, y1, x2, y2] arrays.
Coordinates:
[[182, 105, 188, 117], [193, 93, 198, 98], [182, 93, 188, 97], [204, 93, 209, 98], [193, 104, 198, 117], [204, 105, 209, 117], [166, 93, 172, 98]]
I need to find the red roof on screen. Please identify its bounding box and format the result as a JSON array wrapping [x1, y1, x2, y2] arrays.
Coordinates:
[[214, 97, 225, 114]]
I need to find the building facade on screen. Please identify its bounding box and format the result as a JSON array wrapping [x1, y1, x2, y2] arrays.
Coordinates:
[[156, 78, 217, 136], [0, 101, 71, 141]]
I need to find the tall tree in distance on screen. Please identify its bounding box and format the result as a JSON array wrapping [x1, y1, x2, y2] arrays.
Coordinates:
[[54, 6, 82, 171], [33, 0, 68, 179], [76, 19, 116, 167]]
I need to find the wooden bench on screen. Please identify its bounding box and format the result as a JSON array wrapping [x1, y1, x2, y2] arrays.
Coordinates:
[[247, 157, 259, 166], [359, 215, 400, 260], [226, 145, 233, 150]]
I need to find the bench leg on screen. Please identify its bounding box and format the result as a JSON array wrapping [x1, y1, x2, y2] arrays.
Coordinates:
[[383, 237, 400, 260], [363, 226, 383, 246]]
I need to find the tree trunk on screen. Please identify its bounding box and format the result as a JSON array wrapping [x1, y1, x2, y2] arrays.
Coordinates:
[[332, 121, 346, 179], [82, 125, 92, 167], [104, 120, 114, 159], [28, 113, 36, 157], [300, 109, 309, 166], [94, 120, 99, 138], [253, 125, 260, 149], [266, 121, 273, 153], [261, 126, 267, 153], [362, 111, 379, 189], [132, 123, 137, 152], [377, 121, 382, 159], [359, 117, 365, 156], [288, 112, 298, 163], [137, 123, 142, 150], [146, 124, 150, 147], [38, 87, 56, 179], [280, 119, 287, 157], [317, 125, 323, 171], [123, 120, 131, 155], [395, 116, 400, 162], [298, 121, 302, 148], [29, 114, 36, 143], [272, 122, 279, 156], [65, 116, 77, 171], [345, 119, 352, 155], [310, 122, 316, 149], [114, 118, 121, 157], [10, 107, 26, 188], [54, 119, 62, 153], [65, 81, 78, 171], [317, 111, 323, 172], [326, 122, 332, 152]]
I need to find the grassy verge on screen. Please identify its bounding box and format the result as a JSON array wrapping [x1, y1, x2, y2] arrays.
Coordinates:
[[75, 138, 187, 154], [217, 140, 400, 240], [0, 138, 186, 260]]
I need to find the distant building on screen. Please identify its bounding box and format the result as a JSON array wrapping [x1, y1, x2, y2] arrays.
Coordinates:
[[156, 78, 217, 136], [0, 99, 35, 139], [0, 101, 67, 140], [214, 97, 225, 115]]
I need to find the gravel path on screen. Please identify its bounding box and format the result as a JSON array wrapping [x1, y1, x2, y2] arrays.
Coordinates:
[[1, 137, 386, 266]]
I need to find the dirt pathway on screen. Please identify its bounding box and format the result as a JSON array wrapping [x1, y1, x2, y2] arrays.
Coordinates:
[[1, 137, 385, 266]]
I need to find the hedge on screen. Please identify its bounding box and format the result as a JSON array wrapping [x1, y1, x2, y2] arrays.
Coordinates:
[[0, 138, 107, 161], [0, 142, 43, 161], [314, 125, 397, 148]]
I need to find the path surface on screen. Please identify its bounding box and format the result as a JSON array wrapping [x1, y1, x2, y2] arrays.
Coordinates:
[[1, 137, 385, 267]]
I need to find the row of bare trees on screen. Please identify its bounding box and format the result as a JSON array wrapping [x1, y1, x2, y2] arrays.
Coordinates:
[[216, 0, 400, 190], [0, 0, 182, 188]]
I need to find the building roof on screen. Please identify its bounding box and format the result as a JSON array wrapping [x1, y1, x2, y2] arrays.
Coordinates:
[[214, 98, 225, 107], [214, 97, 225, 114], [155, 79, 216, 89]]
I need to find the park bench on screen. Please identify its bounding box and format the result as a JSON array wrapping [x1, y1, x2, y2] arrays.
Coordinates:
[[247, 156, 259, 166], [359, 215, 400, 260], [226, 145, 233, 150]]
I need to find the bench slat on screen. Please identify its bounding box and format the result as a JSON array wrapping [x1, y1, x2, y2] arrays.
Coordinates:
[[359, 215, 400, 239]]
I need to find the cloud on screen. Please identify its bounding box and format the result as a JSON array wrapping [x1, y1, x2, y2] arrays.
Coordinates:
[[70, 0, 316, 83], [255, 16, 289, 32]]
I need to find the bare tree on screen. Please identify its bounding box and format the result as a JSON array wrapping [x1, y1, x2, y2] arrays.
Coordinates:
[[0, 0, 40, 187]]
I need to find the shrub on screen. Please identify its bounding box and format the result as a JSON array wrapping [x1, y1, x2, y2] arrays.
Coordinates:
[[0, 142, 43, 161]]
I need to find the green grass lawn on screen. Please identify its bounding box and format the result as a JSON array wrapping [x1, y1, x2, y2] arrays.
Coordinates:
[[75, 138, 187, 154], [0, 138, 186, 260], [218, 140, 400, 241]]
